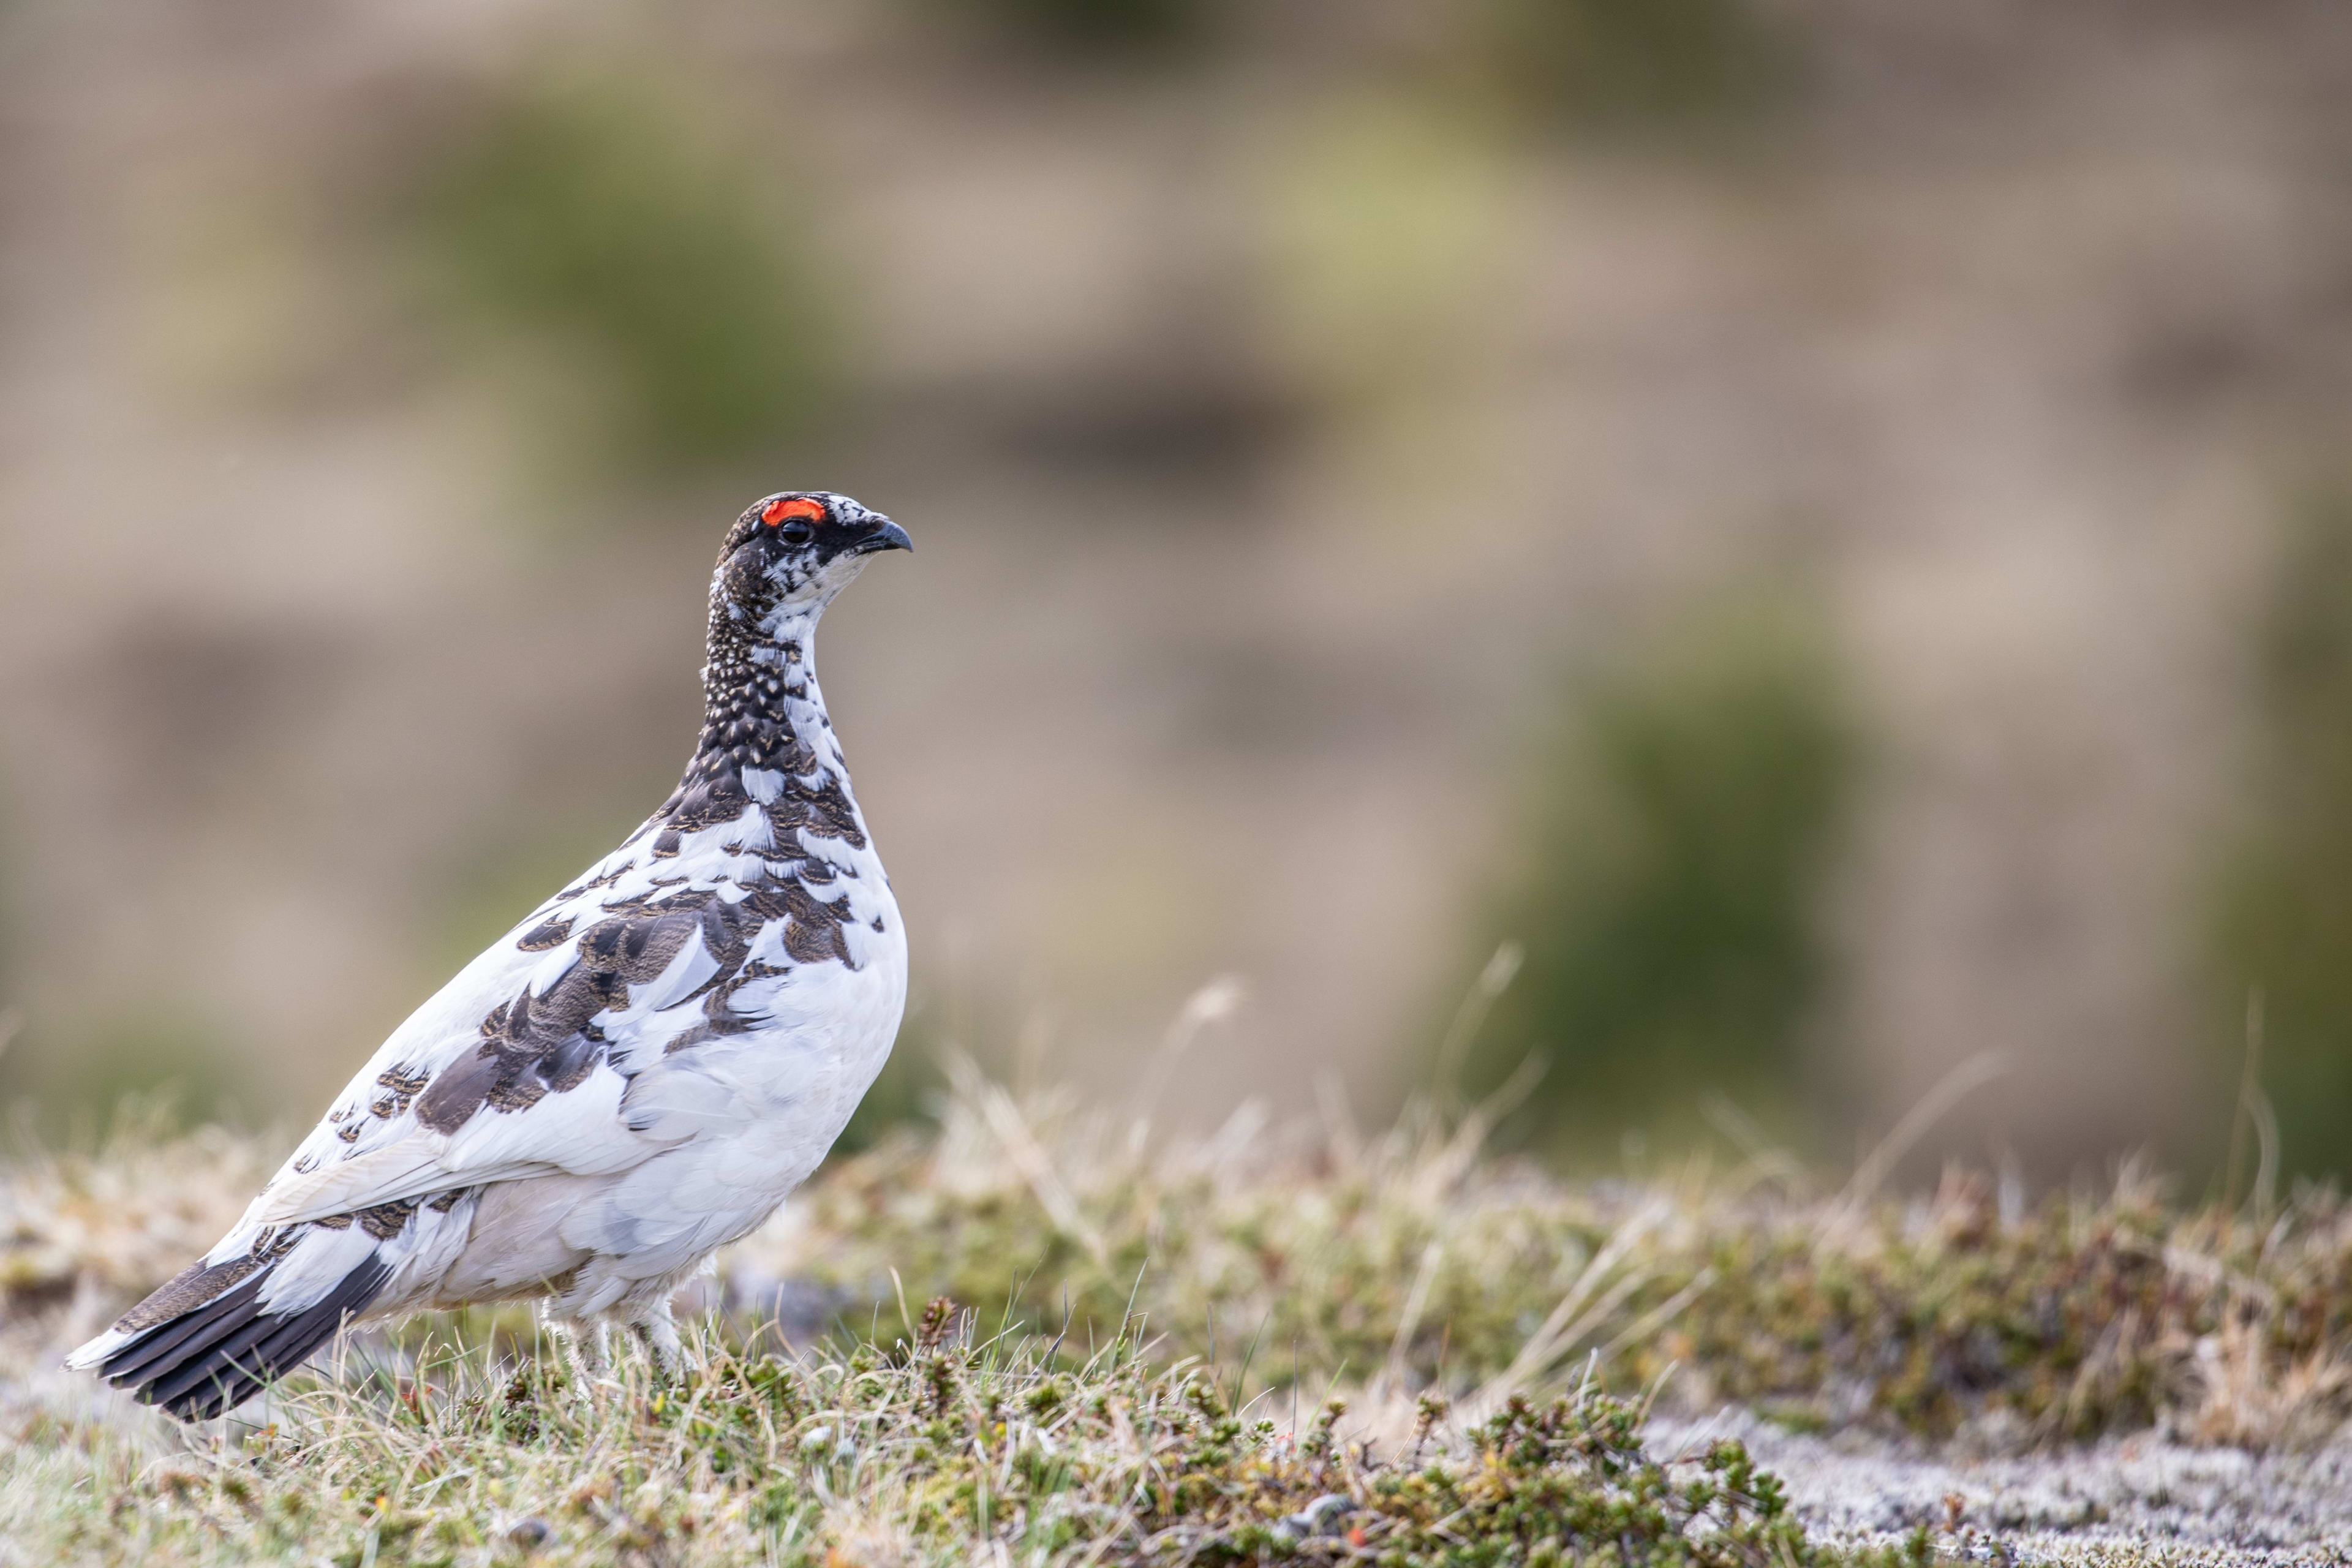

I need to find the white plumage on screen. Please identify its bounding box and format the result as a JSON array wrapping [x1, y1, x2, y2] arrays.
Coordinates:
[[69, 491, 913, 1418]]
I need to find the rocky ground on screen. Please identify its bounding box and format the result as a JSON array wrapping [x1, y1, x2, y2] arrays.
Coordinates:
[[1670, 1415, 2352, 1566]]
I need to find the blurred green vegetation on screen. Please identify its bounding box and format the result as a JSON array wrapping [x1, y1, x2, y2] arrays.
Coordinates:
[[1480, 0, 1797, 132], [2210, 494, 2352, 1181], [423, 805, 660, 981], [929, 0, 1794, 108], [832, 1008, 944, 1158], [929, 0, 1207, 53], [409, 75, 839, 478], [1258, 97, 1509, 420], [1450, 589, 1860, 1160], [0, 785, 265, 1135], [0, 1009, 258, 1139]]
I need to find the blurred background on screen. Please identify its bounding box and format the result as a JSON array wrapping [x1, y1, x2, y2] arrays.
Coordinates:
[[2, 0, 2350, 1185]]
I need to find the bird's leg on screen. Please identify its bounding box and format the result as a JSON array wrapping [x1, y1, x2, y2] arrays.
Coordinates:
[[627, 1299, 686, 1381], [541, 1302, 611, 1392]]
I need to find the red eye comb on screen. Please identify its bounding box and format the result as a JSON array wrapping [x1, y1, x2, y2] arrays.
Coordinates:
[[762, 497, 826, 527]]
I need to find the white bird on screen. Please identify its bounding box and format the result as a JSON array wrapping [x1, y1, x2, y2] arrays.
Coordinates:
[[69, 491, 913, 1419]]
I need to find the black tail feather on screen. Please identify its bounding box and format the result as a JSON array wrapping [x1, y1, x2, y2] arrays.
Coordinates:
[[96, 1276, 270, 1387], [101, 1258, 391, 1421], [143, 1305, 300, 1412]]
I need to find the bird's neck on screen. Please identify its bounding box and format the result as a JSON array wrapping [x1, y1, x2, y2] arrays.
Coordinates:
[[652, 608, 862, 847]]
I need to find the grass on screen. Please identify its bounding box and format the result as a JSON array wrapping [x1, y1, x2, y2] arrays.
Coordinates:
[[744, 1059, 2352, 1448], [3, 1320, 1934, 1567], [6, 1069, 2352, 1562]]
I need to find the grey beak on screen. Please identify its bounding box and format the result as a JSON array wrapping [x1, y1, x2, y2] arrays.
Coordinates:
[[864, 518, 913, 554]]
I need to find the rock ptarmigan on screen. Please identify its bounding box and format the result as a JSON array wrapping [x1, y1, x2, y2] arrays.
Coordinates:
[[68, 492, 913, 1419]]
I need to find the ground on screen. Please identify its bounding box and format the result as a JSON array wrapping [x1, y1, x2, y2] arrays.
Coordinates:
[[6, 1078, 2352, 1564]]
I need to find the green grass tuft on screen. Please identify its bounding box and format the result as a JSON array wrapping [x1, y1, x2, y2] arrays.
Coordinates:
[[4, 1310, 1933, 1566]]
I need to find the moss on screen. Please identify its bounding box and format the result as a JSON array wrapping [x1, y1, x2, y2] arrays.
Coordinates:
[[750, 1088, 2352, 1447], [15, 1076, 2352, 1498], [5, 1316, 1934, 1566]]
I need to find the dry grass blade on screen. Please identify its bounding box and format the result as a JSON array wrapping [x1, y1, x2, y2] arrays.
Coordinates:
[[1472, 1200, 1665, 1414], [1822, 1051, 2008, 1237], [943, 1048, 1110, 1270]]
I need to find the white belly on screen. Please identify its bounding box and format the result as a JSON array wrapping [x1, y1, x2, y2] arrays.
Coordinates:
[[428, 872, 907, 1314]]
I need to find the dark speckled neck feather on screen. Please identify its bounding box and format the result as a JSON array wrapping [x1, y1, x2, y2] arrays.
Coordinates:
[[647, 588, 862, 859]]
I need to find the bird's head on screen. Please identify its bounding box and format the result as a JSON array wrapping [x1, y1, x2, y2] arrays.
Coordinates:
[[715, 491, 912, 628]]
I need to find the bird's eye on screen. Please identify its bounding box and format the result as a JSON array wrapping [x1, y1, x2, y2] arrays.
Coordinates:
[[761, 496, 827, 541]]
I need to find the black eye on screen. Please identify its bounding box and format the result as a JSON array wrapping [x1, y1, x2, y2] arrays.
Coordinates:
[[779, 520, 814, 545]]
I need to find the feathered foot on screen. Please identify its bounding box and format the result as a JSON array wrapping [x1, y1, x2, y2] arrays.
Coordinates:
[[626, 1300, 685, 1381], [541, 1303, 611, 1396]]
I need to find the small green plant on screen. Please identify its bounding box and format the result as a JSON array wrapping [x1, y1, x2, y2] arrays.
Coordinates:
[[1453, 590, 1860, 1159]]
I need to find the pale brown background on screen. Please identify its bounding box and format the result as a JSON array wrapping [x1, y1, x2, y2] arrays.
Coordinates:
[[2, 0, 2348, 1171]]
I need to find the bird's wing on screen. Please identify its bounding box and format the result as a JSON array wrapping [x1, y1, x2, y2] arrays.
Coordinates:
[[250, 810, 824, 1227]]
